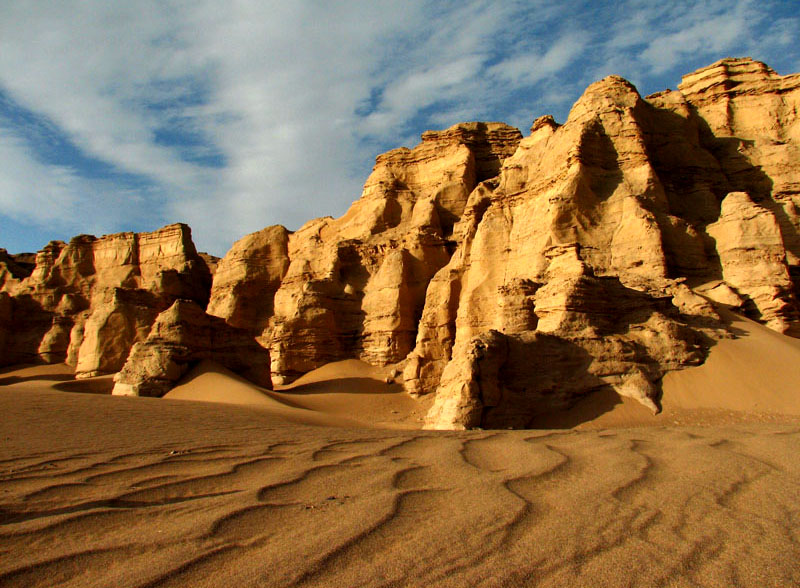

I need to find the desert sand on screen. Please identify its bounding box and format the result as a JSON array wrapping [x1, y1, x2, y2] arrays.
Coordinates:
[[2, 309, 799, 587]]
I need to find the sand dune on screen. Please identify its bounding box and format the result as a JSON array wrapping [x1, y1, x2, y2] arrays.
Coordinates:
[[272, 359, 430, 429], [662, 308, 800, 415], [164, 360, 289, 408], [164, 359, 427, 429], [163, 360, 362, 428], [536, 308, 800, 430]]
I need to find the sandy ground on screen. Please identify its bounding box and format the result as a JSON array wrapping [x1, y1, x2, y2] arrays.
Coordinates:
[[1, 311, 799, 587]]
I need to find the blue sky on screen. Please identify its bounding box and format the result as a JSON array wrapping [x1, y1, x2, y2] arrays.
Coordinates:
[[1, 0, 798, 256]]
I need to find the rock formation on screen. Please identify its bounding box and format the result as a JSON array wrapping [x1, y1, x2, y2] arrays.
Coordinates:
[[706, 191, 798, 334], [207, 225, 290, 339], [112, 299, 272, 398], [253, 122, 522, 384], [0, 224, 212, 373], [3, 58, 800, 429], [406, 58, 800, 428]]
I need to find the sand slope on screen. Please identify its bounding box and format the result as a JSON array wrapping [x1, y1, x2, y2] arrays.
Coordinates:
[[273, 359, 430, 429], [164, 359, 427, 429], [163, 360, 364, 428], [164, 360, 288, 407], [537, 308, 800, 430], [662, 308, 800, 414]]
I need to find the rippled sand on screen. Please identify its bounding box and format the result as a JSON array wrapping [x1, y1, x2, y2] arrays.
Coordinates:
[[1, 383, 799, 587]]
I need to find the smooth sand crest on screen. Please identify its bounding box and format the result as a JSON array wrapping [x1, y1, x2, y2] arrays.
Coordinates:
[[273, 359, 430, 429], [164, 359, 427, 429], [163, 360, 365, 428], [164, 360, 290, 408]]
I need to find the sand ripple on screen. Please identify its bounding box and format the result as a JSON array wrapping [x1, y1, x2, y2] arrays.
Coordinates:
[[2, 414, 799, 587]]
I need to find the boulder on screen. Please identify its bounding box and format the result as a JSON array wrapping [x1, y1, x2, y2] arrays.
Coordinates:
[[112, 299, 271, 398]]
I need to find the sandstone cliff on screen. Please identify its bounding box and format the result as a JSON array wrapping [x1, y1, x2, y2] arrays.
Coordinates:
[[204, 57, 799, 428], [413, 58, 800, 427], [3, 58, 799, 429], [0, 224, 212, 375], [245, 122, 523, 384]]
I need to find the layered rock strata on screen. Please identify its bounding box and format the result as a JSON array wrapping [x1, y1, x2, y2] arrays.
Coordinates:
[[3, 58, 799, 429], [175, 59, 800, 428], [399, 59, 800, 428], [247, 122, 523, 384], [0, 224, 212, 374], [707, 191, 799, 333]]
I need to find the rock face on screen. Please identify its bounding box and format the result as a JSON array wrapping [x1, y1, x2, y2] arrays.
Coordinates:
[[243, 122, 523, 384], [406, 58, 800, 428], [0, 249, 34, 291], [112, 299, 272, 398], [3, 58, 800, 429], [207, 225, 290, 339], [0, 224, 212, 373], [707, 191, 798, 334]]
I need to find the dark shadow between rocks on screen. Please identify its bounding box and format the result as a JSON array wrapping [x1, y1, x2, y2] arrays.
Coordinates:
[[281, 377, 402, 396], [476, 332, 619, 429], [581, 120, 624, 202], [525, 385, 624, 429], [53, 376, 115, 395]]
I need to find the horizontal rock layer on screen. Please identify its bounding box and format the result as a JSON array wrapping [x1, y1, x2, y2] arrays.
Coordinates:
[[0, 224, 212, 375]]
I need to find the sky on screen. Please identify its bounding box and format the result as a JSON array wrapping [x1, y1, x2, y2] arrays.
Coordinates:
[[1, 0, 799, 256]]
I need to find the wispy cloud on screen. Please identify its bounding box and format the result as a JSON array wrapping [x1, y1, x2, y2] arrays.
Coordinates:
[[600, 0, 799, 80], [0, 130, 158, 234], [0, 1, 798, 254], [638, 2, 752, 73], [489, 33, 587, 86]]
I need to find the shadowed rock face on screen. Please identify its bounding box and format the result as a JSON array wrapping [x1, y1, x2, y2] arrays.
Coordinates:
[[112, 299, 271, 398], [4, 58, 800, 428]]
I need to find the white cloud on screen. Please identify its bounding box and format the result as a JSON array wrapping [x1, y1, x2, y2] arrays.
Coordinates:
[[0, 2, 206, 190], [0, 0, 798, 255], [601, 0, 794, 78], [1, 0, 549, 253], [638, 3, 751, 73], [359, 56, 486, 136], [489, 33, 587, 86], [0, 130, 157, 235]]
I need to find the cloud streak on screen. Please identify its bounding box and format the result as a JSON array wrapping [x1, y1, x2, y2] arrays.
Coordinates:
[[0, 0, 798, 255]]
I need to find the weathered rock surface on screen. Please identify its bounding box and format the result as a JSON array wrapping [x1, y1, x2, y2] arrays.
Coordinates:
[[3, 58, 800, 429], [0, 249, 34, 291], [112, 299, 272, 398], [707, 191, 799, 334], [256, 122, 522, 384], [198, 252, 221, 276], [0, 224, 212, 373], [207, 225, 290, 337], [405, 58, 800, 428]]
